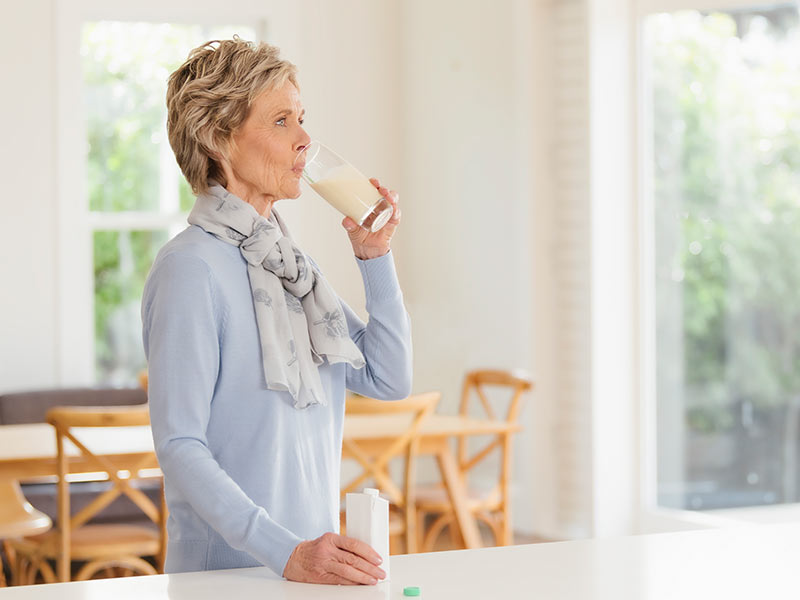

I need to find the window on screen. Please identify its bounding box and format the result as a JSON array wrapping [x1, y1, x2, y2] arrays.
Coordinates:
[[79, 21, 256, 385], [644, 4, 800, 512]]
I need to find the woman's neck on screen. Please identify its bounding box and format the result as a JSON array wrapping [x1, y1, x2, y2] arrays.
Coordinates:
[[226, 181, 276, 218]]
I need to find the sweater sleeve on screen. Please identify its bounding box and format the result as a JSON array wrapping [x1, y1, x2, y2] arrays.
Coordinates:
[[142, 252, 302, 576], [343, 251, 413, 399]]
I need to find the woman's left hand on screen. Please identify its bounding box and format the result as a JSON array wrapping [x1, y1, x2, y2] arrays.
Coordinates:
[[342, 179, 400, 260]]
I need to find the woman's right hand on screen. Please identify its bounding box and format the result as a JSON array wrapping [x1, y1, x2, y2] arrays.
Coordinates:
[[282, 532, 385, 585]]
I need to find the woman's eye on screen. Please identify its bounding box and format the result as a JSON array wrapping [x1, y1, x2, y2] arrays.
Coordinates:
[[299, 118, 304, 125], [276, 117, 286, 126]]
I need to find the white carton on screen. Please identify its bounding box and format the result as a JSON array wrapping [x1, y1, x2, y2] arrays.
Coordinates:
[[345, 487, 390, 581]]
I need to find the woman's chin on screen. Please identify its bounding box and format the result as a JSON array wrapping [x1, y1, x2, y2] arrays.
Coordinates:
[[283, 184, 303, 200]]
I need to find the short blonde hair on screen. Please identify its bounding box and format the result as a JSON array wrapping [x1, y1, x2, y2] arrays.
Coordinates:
[[166, 37, 298, 194]]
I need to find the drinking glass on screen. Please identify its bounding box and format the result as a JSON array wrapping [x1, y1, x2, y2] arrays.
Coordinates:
[[297, 141, 394, 232]]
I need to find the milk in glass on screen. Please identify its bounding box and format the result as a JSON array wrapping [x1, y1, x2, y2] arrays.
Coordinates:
[[301, 141, 393, 232], [309, 164, 382, 224]]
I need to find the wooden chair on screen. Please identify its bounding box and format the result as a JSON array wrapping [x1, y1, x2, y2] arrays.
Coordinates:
[[0, 482, 52, 586], [415, 369, 533, 551], [342, 392, 440, 554], [6, 405, 165, 584], [137, 371, 149, 393]]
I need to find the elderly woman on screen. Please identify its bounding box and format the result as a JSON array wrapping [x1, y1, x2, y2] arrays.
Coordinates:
[[141, 38, 412, 585]]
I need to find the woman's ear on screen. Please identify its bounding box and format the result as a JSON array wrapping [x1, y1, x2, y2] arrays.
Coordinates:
[[210, 141, 234, 186], [211, 157, 231, 190]]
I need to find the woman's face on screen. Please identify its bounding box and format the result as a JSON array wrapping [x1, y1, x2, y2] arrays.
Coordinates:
[[223, 80, 310, 206]]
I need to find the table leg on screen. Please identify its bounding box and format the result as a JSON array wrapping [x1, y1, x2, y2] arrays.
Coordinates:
[[435, 444, 482, 549]]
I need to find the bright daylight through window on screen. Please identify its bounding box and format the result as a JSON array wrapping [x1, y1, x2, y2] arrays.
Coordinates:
[[81, 22, 255, 385], [646, 4, 800, 511]]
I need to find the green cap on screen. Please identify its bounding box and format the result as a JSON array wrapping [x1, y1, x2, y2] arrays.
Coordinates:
[[403, 587, 421, 597]]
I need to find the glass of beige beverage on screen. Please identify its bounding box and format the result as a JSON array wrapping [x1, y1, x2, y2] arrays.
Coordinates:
[[298, 141, 394, 232]]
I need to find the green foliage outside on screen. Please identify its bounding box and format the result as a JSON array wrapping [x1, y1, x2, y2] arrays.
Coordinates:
[[83, 22, 199, 212], [651, 10, 800, 433], [83, 22, 254, 383], [93, 230, 167, 380]]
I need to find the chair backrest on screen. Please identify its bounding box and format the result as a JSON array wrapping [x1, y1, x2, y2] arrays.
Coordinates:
[[342, 392, 440, 508], [45, 405, 163, 581], [457, 369, 534, 494], [138, 371, 149, 393]]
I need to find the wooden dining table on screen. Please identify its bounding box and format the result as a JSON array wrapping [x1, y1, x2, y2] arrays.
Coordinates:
[[0, 424, 157, 481], [0, 424, 159, 516], [343, 413, 521, 550], [0, 412, 519, 553]]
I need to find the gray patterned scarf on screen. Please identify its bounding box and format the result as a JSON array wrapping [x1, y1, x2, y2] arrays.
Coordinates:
[[188, 182, 365, 409]]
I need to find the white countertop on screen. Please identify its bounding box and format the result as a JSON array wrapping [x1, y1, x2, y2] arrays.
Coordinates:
[[1, 524, 798, 599]]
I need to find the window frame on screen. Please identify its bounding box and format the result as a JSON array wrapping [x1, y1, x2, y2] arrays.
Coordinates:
[[634, 0, 800, 531], [54, 0, 294, 385]]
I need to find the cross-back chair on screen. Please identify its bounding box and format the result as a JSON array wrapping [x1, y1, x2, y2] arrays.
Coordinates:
[[6, 405, 165, 584], [416, 369, 533, 551], [137, 371, 149, 393], [342, 392, 440, 554]]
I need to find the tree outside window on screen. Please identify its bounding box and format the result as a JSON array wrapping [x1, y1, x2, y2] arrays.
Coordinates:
[[82, 22, 255, 385], [647, 5, 800, 510]]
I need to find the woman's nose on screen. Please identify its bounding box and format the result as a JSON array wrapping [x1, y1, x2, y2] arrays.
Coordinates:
[[295, 128, 311, 152]]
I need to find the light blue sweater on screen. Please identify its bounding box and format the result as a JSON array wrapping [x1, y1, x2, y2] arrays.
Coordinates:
[[141, 224, 412, 576]]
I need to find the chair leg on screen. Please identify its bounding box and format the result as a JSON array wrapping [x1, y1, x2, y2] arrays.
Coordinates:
[[421, 513, 456, 553], [500, 510, 513, 546], [14, 556, 28, 586], [37, 557, 57, 584], [404, 504, 417, 554], [3, 542, 19, 586], [158, 482, 168, 573], [17, 555, 56, 585], [447, 518, 464, 550], [476, 512, 503, 546], [1, 541, 13, 587], [11, 552, 35, 586], [389, 532, 401, 556], [75, 556, 158, 581], [416, 509, 427, 552]]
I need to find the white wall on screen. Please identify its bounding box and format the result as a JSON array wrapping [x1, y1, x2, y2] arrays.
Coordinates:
[[0, 0, 561, 538], [527, 0, 559, 540], [279, 0, 403, 315], [295, 0, 554, 536], [399, 0, 533, 410], [0, 1, 58, 391], [397, 0, 553, 536]]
